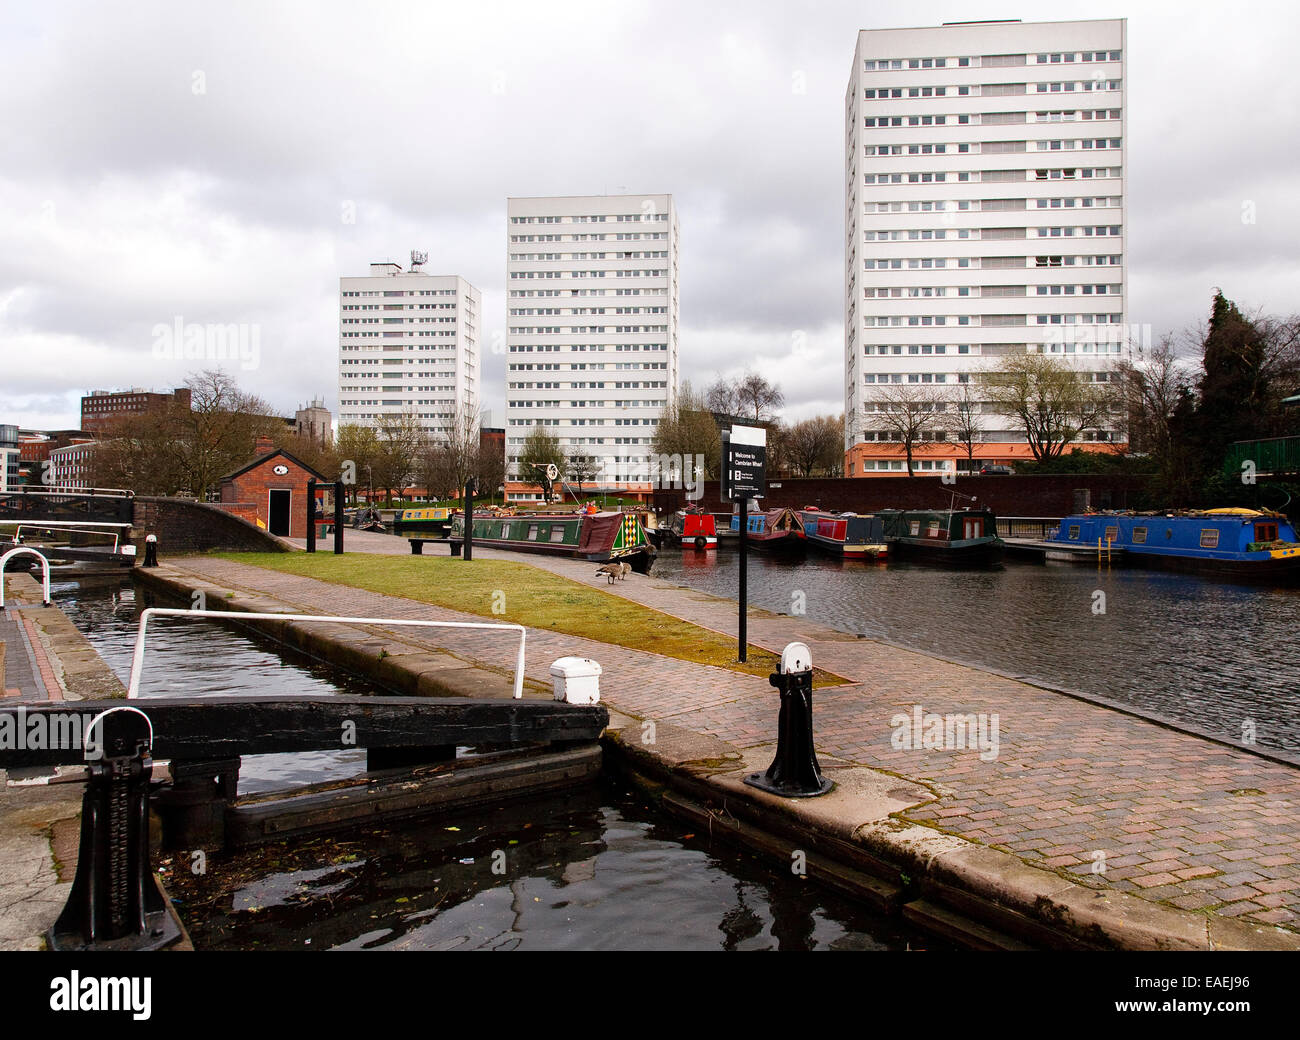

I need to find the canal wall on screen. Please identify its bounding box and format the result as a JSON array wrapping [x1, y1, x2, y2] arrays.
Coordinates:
[[0, 573, 128, 950], [668, 474, 1149, 516], [136, 555, 1300, 951], [132, 497, 290, 555]]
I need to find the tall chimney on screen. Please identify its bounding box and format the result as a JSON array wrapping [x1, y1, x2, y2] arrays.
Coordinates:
[[255, 435, 276, 456]]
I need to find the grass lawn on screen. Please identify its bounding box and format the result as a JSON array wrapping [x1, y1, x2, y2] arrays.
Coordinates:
[[215, 552, 845, 686]]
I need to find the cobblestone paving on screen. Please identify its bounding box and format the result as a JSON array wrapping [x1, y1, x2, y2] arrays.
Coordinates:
[[172, 545, 1300, 932]]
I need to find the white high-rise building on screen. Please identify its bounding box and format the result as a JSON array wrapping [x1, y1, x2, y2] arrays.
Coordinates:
[[844, 19, 1127, 476], [505, 194, 679, 498], [337, 256, 480, 440]]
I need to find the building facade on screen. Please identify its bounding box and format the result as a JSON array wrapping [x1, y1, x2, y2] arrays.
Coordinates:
[[0, 425, 19, 492], [48, 442, 96, 489], [505, 194, 679, 499], [81, 387, 192, 434], [844, 18, 1127, 476], [293, 399, 332, 445], [337, 257, 480, 442]]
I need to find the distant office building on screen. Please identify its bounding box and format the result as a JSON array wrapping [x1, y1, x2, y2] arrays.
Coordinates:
[[505, 194, 679, 499], [81, 387, 192, 433], [0, 425, 19, 492], [17, 430, 95, 485], [844, 18, 1127, 475], [48, 442, 97, 490], [337, 255, 480, 442]]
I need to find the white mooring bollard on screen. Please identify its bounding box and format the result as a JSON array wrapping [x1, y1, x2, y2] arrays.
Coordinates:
[[549, 657, 602, 704]]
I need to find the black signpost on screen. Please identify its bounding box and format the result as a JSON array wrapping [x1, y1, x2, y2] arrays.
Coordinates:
[[721, 424, 767, 663]]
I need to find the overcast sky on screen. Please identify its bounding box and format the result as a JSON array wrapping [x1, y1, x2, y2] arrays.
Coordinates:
[[3, 0, 1298, 432]]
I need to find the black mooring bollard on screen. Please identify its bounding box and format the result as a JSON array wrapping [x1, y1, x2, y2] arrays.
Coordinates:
[[744, 642, 834, 798], [48, 707, 182, 951], [143, 533, 158, 568]]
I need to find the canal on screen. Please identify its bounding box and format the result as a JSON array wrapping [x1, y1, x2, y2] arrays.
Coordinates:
[[48, 575, 947, 951], [655, 550, 1300, 756]]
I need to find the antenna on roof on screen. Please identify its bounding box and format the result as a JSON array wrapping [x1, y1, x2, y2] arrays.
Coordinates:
[[410, 250, 428, 271]]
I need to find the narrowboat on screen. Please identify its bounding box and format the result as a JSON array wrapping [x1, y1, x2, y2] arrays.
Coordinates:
[[797, 509, 889, 560], [1046, 508, 1300, 584], [729, 507, 807, 555], [392, 506, 453, 538], [877, 508, 1004, 568], [448, 510, 656, 573], [649, 508, 718, 551]]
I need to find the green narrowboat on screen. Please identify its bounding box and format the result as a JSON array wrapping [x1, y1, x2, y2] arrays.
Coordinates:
[[448, 510, 656, 573], [877, 507, 1005, 568]]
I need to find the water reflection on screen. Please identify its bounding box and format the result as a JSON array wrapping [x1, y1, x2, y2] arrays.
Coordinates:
[[657, 550, 1300, 754], [167, 783, 943, 951]]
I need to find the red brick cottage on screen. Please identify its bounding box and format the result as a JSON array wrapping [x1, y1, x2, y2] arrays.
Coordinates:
[[219, 437, 327, 538]]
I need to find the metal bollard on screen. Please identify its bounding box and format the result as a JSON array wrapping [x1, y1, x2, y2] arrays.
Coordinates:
[[744, 642, 833, 798], [48, 707, 182, 951], [143, 533, 158, 568]]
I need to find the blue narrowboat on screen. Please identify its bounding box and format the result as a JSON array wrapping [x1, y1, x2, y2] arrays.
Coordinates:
[[1047, 508, 1300, 584]]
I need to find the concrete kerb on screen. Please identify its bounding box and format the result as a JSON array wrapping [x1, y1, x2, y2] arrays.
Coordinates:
[[602, 711, 1300, 952]]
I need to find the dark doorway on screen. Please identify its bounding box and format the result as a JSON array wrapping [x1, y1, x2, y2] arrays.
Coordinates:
[[269, 489, 292, 536]]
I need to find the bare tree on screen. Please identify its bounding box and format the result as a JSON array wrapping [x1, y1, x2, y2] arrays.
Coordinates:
[[334, 423, 382, 504], [785, 416, 844, 477], [983, 354, 1113, 464], [371, 411, 426, 503], [652, 382, 721, 479], [565, 450, 601, 498], [706, 370, 784, 425], [857, 382, 953, 476], [950, 382, 983, 475], [1115, 334, 1193, 458]]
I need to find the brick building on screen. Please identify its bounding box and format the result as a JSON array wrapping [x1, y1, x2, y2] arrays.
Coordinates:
[[81, 387, 192, 433], [218, 436, 326, 538]]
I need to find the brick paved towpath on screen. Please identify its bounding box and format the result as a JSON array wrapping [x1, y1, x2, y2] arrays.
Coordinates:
[[160, 536, 1300, 941]]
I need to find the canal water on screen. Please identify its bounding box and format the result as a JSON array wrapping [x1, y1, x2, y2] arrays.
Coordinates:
[[163, 781, 943, 951], [656, 550, 1300, 756], [49, 575, 374, 795], [49, 576, 944, 951]]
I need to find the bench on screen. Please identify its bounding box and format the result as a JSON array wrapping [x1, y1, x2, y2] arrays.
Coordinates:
[[409, 538, 443, 554]]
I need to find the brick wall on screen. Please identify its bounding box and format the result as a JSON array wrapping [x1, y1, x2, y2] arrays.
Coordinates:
[[214, 501, 260, 526], [132, 497, 290, 554], [654, 474, 1150, 517]]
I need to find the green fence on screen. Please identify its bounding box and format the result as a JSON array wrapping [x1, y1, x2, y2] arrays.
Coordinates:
[[1223, 436, 1300, 477]]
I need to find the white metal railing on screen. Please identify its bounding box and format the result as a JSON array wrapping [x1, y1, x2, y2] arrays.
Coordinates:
[[12, 525, 120, 553], [127, 608, 528, 700], [0, 547, 51, 608], [3, 487, 134, 498], [0, 520, 132, 530]]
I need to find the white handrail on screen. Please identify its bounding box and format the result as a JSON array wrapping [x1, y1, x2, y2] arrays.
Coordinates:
[[0, 520, 132, 529], [0, 547, 52, 609], [4, 487, 134, 498], [13, 525, 119, 554], [127, 608, 528, 700]]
